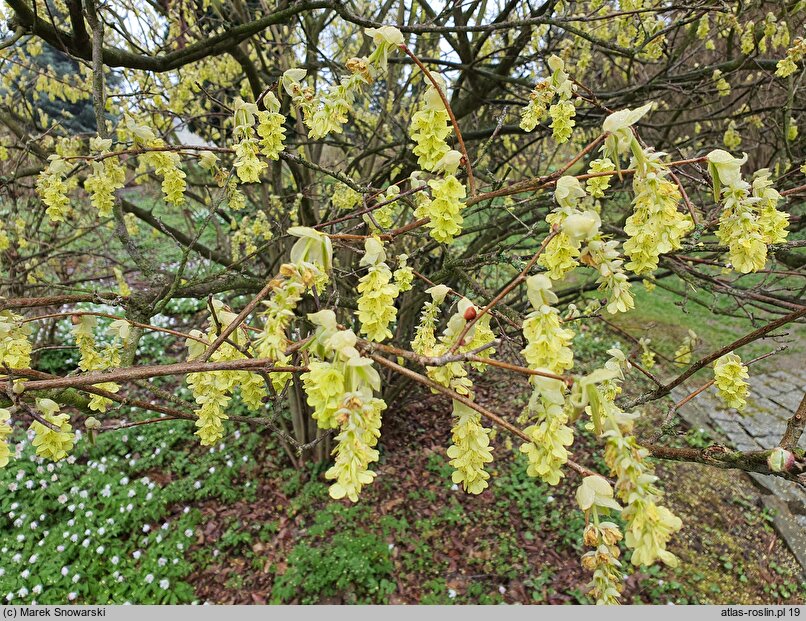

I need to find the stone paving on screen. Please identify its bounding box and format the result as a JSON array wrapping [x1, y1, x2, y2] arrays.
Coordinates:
[[671, 368, 806, 572]]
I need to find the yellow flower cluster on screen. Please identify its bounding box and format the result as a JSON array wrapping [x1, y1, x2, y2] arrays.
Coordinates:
[[230, 210, 273, 262], [0, 311, 32, 369], [723, 120, 741, 150], [673, 329, 697, 365], [356, 237, 400, 342], [423, 297, 479, 396], [232, 98, 267, 183], [126, 118, 186, 205], [327, 394, 386, 502], [409, 106, 451, 170], [308, 74, 364, 139], [186, 301, 267, 445], [521, 275, 574, 374], [712, 69, 730, 97], [425, 174, 466, 244], [742, 15, 792, 57], [581, 522, 624, 605], [185, 366, 232, 446], [255, 93, 287, 160], [303, 359, 345, 429], [281, 28, 401, 141], [0, 408, 12, 468], [623, 149, 693, 274], [302, 310, 387, 501], [30, 399, 75, 462], [638, 338, 655, 369], [752, 170, 789, 244], [365, 186, 398, 231], [579, 349, 683, 570], [539, 230, 580, 280], [696, 14, 709, 39], [393, 254, 414, 292], [584, 239, 635, 314], [521, 55, 576, 143], [447, 400, 493, 494], [604, 431, 683, 567], [713, 353, 750, 411], [332, 183, 361, 211], [254, 227, 332, 391], [549, 100, 576, 144], [84, 137, 126, 218], [520, 376, 574, 485], [412, 284, 450, 356], [538, 177, 588, 279], [72, 316, 122, 413], [36, 155, 77, 222], [519, 81, 555, 132], [463, 312, 496, 372], [709, 150, 788, 273], [775, 37, 805, 78], [585, 158, 615, 198], [576, 476, 624, 605]]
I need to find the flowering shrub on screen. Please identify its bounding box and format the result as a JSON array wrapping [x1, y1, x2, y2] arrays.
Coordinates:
[[0, 1, 804, 605]]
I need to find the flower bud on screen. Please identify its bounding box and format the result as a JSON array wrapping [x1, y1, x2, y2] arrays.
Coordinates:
[[767, 447, 795, 473], [463, 306, 477, 321], [84, 417, 101, 430]]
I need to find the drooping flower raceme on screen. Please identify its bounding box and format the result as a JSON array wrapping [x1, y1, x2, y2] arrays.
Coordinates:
[[775, 37, 805, 78], [674, 329, 697, 366], [126, 117, 186, 206], [752, 170, 789, 244], [327, 392, 386, 502], [280, 28, 401, 141], [521, 275, 574, 374], [622, 148, 693, 274], [412, 284, 450, 356], [424, 174, 466, 244], [576, 476, 624, 605], [538, 176, 590, 280], [582, 239, 635, 315], [72, 316, 122, 413], [577, 349, 683, 577], [708, 150, 787, 274], [84, 137, 126, 218], [356, 237, 400, 342], [409, 75, 452, 171], [231, 98, 267, 183], [302, 311, 388, 502], [0, 311, 32, 369], [520, 375, 574, 486], [36, 155, 77, 222], [30, 399, 75, 462], [255, 92, 286, 161], [332, 183, 362, 212], [586, 158, 616, 198], [713, 353, 750, 411], [546, 56, 576, 143], [638, 338, 655, 369], [393, 254, 414, 292], [520, 81, 555, 132], [254, 227, 332, 391], [447, 400, 493, 494], [186, 299, 268, 446]]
